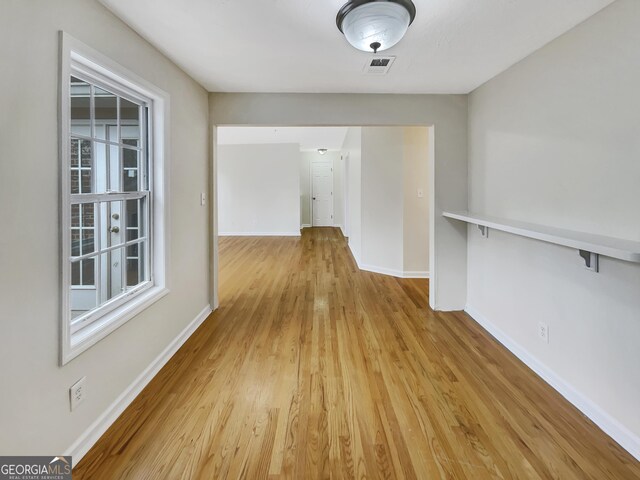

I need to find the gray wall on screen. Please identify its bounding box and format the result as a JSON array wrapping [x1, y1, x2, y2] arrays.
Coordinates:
[[467, 0, 640, 451], [209, 93, 468, 310], [361, 127, 405, 273], [355, 126, 430, 276], [403, 127, 430, 274], [0, 0, 210, 455]]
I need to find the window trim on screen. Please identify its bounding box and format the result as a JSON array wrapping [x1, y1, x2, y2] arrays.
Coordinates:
[[59, 32, 171, 365]]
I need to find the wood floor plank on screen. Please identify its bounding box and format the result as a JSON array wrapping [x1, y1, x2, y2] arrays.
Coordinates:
[[74, 228, 640, 479]]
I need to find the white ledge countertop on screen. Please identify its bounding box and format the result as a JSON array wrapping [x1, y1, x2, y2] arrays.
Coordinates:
[[442, 211, 640, 263]]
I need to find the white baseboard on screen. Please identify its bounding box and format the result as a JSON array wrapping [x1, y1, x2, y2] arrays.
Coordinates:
[[338, 225, 349, 238], [346, 246, 427, 280], [359, 263, 404, 277], [359, 263, 429, 279], [300, 224, 312, 229], [66, 304, 213, 466], [218, 232, 301, 237], [348, 241, 360, 266], [465, 305, 640, 462], [402, 270, 430, 279]]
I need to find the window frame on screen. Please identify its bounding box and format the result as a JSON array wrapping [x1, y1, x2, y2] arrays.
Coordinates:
[[59, 32, 170, 365]]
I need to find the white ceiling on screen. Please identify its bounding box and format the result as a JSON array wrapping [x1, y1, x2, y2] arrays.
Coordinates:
[[99, 0, 614, 94], [217, 126, 349, 151]]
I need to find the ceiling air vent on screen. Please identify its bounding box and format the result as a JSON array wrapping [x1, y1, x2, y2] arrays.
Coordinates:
[[363, 56, 396, 75]]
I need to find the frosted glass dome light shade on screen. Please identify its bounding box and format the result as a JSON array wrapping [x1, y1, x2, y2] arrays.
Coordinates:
[[337, 0, 416, 53]]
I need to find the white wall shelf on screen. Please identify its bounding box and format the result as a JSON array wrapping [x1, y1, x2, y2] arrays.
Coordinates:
[[443, 211, 640, 271]]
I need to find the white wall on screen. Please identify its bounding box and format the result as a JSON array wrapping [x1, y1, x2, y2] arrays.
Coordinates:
[[467, 0, 640, 458], [361, 127, 405, 274], [343, 127, 362, 263], [209, 93, 468, 310], [403, 127, 430, 275], [333, 152, 346, 233], [218, 144, 300, 235], [0, 0, 209, 456], [300, 152, 311, 227]]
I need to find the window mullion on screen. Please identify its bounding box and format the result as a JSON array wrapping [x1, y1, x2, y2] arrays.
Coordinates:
[[69, 131, 143, 150], [89, 84, 101, 302], [118, 97, 124, 194], [90, 86, 96, 195], [117, 97, 127, 294], [138, 193, 143, 282], [76, 142, 83, 281], [71, 192, 146, 203], [141, 105, 147, 191], [122, 195, 128, 294], [144, 194, 151, 283], [95, 201, 102, 305], [142, 106, 151, 283], [71, 236, 148, 262], [79, 204, 84, 284]]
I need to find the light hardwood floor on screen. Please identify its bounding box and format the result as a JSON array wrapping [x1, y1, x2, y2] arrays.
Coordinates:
[[75, 227, 640, 479]]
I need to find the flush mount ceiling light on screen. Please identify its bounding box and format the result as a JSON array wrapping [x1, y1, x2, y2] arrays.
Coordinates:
[[317, 149, 328, 155], [336, 0, 416, 53]]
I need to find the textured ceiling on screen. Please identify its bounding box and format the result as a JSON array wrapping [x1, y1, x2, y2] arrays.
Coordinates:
[[99, 0, 614, 94]]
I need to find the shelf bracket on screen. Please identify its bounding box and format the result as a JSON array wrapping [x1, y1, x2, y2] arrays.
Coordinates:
[[478, 225, 489, 238], [579, 250, 599, 272]]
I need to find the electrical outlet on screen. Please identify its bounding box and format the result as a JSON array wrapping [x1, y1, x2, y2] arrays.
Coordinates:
[[538, 322, 549, 344], [417, 188, 424, 198], [69, 377, 86, 411]]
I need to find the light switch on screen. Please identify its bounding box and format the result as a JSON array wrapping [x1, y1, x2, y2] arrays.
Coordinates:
[[200, 192, 206, 206], [417, 188, 424, 198]]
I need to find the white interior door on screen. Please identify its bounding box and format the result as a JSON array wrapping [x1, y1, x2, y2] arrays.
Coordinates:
[[312, 162, 333, 226]]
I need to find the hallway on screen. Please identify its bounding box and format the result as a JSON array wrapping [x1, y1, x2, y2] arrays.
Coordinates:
[[75, 228, 639, 479]]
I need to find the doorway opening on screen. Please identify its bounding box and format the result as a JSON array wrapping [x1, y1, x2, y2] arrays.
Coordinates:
[[212, 125, 434, 308]]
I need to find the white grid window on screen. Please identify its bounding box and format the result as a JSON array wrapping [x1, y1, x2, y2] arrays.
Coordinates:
[[60, 34, 169, 364]]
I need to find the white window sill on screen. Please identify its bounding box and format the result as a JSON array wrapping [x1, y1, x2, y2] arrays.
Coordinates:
[[62, 286, 169, 365]]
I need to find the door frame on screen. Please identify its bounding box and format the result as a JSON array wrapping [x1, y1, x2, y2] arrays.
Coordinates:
[[211, 123, 439, 313], [343, 152, 349, 237]]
